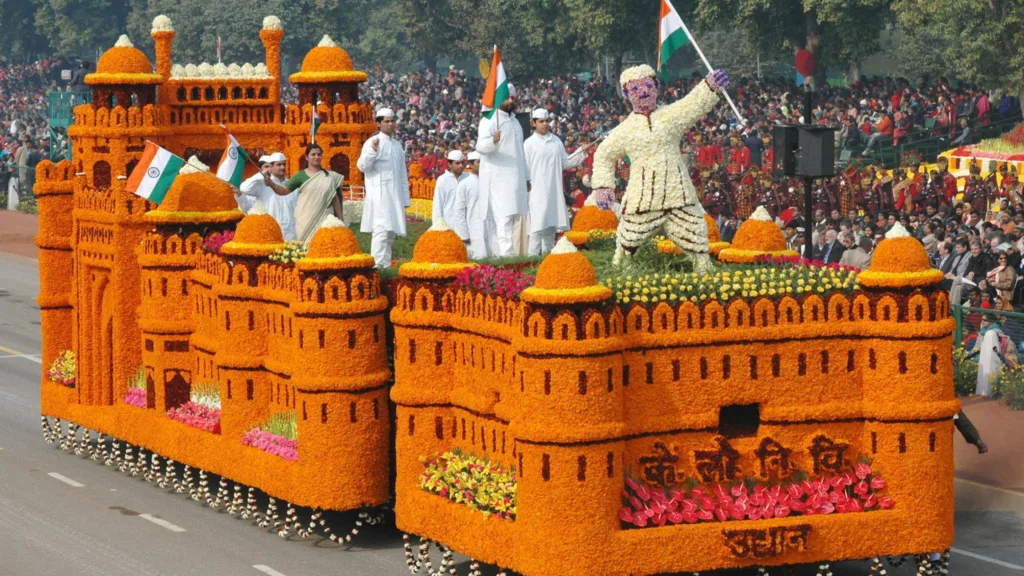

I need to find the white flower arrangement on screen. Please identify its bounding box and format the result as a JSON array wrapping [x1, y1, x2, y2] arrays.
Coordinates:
[[262, 15, 283, 31], [190, 382, 221, 411], [169, 61, 272, 80], [151, 15, 174, 33]]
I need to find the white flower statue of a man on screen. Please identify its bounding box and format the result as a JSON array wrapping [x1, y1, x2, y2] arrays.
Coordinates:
[[590, 65, 730, 272]]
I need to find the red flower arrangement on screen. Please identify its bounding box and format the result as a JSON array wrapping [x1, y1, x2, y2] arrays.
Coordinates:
[[454, 265, 534, 299], [203, 230, 235, 254], [619, 462, 891, 528], [167, 402, 221, 434]]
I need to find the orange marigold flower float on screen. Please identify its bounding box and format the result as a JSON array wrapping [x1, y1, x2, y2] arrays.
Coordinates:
[[400, 218, 474, 278], [297, 216, 374, 271], [522, 237, 611, 304], [221, 202, 286, 257], [288, 35, 368, 84], [144, 163, 244, 225], [858, 222, 944, 288], [717, 206, 797, 264]]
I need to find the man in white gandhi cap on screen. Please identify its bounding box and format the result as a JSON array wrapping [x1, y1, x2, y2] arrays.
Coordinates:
[[475, 83, 529, 257], [523, 108, 586, 255], [431, 149, 469, 241], [357, 106, 411, 268]]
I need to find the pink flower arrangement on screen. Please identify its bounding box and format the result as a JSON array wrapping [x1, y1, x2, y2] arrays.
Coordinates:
[[203, 230, 235, 254], [619, 463, 892, 529], [124, 387, 146, 408], [167, 402, 221, 434], [454, 265, 534, 299], [241, 427, 298, 461]]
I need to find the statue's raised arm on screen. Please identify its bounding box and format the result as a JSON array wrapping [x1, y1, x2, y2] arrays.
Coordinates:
[[588, 64, 729, 272]]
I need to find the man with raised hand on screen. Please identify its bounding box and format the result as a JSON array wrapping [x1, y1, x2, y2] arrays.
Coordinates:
[[475, 84, 528, 258], [357, 107, 411, 268]]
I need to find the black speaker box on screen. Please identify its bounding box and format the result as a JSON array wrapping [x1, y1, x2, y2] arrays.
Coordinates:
[[797, 126, 836, 178], [772, 125, 800, 177]]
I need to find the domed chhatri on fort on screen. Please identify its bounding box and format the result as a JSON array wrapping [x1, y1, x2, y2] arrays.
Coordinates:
[[289, 35, 368, 84], [859, 222, 945, 288], [717, 205, 798, 263], [220, 203, 286, 257], [86, 35, 163, 85]]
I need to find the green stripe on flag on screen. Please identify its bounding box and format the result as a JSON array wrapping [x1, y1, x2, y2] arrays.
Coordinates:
[[149, 155, 184, 204], [660, 27, 690, 70], [229, 152, 246, 187], [483, 81, 510, 120]]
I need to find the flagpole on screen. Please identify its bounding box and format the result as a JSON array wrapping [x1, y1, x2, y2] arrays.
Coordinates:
[[677, 19, 746, 126]]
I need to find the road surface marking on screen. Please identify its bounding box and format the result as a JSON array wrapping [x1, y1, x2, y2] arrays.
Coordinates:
[[253, 565, 288, 576], [47, 472, 84, 487], [0, 344, 42, 364], [950, 547, 1024, 571], [139, 514, 186, 533], [956, 477, 1024, 498]]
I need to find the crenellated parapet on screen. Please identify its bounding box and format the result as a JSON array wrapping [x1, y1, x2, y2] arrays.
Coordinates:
[[391, 229, 958, 576]]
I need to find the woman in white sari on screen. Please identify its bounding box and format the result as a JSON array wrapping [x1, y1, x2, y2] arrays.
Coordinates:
[[273, 144, 344, 243]]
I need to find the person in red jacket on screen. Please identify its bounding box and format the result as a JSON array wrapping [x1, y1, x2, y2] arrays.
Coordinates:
[[936, 157, 959, 205], [728, 136, 750, 171]]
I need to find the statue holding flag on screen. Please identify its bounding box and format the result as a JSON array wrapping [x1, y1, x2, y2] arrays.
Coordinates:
[[591, 0, 735, 272]]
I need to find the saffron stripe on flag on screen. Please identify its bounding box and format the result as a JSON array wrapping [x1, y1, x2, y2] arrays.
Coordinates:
[[125, 142, 160, 193]]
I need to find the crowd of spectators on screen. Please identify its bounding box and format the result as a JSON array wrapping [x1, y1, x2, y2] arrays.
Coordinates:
[[354, 64, 1020, 180], [0, 58, 66, 197]]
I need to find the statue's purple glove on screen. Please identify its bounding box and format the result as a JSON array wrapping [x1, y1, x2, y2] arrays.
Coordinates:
[[707, 69, 729, 91], [593, 188, 615, 210]]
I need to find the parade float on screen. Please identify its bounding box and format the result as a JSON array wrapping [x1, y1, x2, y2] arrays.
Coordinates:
[[940, 122, 1024, 179], [36, 14, 959, 576]]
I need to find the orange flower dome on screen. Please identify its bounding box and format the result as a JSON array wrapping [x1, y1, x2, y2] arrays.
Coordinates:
[[571, 205, 619, 232], [297, 216, 375, 270], [400, 219, 473, 279], [718, 206, 797, 263], [144, 168, 243, 225], [221, 203, 285, 257], [522, 238, 611, 304], [288, 35, 369, 84], [87, 35, 163, 85], [858, 223, 943, 288]]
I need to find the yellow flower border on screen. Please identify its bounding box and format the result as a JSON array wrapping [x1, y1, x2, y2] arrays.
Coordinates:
[[564, 231, 590, 247], [144, 209, 244, 224], [521, 284, 612, 305], [221, 241, 287, 257], [296, 254, 376, 271], [288, 71, 369, 84], [857, 268, 945, 288], [85, 72, 164, 85], [399, 261, 476, 279]]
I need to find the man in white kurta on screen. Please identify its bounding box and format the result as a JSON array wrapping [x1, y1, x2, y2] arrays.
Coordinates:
[[524, 109, 585, 256], [475, 84, 528, 257], [431, 149, 469, 240], [460, 151, 488, 260], [591, 65, 728, 271], [357, 107, 411, 268], [240, 152, 297, 240]]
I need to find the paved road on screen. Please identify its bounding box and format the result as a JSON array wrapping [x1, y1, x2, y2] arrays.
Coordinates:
[[0, 251, 1022, 576]]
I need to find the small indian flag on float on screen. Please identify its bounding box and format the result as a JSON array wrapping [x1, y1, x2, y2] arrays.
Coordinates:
[[658, 0, 692, 75], [480, 45, 509, 120], [125, 141, 184, 204], [215, 125, 248, 187]]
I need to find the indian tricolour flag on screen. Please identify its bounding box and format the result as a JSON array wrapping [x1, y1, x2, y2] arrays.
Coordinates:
[[480, 45, 509, 120], [125, 142, 184, 204], [215, 125, 248, 187], [658, 0, 692, 75]]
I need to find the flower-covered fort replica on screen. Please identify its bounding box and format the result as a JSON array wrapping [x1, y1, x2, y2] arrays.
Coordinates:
[[36, 17, 958, 576]]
